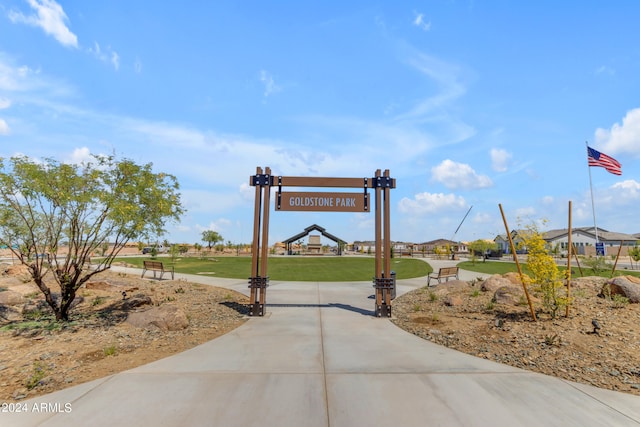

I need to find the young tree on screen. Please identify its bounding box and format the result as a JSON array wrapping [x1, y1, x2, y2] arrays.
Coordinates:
[[519, 223, 569, 319], [201, 230, 222, 250], [628, 243, 640, 270], [0, 154, 184, 321], [468, 239, 498, 263]]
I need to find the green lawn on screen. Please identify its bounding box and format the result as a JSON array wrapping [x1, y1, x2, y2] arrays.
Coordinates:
[[114, 256, 432, 281], [458, 260, 640, 278]]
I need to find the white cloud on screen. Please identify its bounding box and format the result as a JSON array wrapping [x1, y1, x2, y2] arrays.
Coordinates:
[[65, 147, 92, 164], [595, 108, 640, 157], [0, 59, 39, 92], [111, 52, 120, 71], [393, 52, 475, 152], [0, 118, 10, 135], [413, 12, 431, 31], [398, 192, 466, 215], [88, 42, 120, 70], [490, 148, 511, 172], [431, 159, 493, 190], [259, 70, 281, 98], [611, 179, 640, 200], [9, 0, 78, 48]]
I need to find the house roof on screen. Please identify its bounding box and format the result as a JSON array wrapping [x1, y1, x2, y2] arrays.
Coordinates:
[[543, 227, 637, 242], [419, 239, 460, 246]]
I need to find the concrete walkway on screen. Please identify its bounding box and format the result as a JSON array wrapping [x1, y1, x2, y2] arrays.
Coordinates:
[[4, 260, 640, 427]]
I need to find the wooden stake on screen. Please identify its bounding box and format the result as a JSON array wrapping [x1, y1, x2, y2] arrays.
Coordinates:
[[611, 241, 623, 278], [572, 243, 583, 276], [566, 201, 572, 317], [499, 204, 537, 322]]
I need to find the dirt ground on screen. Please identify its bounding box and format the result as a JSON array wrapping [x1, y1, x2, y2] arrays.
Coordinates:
[[0, 265, 249, 402], [2, 263, 640, 403], [392, 274, 640, 396]]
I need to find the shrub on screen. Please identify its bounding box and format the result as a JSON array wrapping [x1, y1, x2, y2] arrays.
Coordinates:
[[520, 222, 570, 319]]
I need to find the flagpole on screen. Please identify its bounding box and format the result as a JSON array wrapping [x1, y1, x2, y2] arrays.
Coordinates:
[[586, 141, 600, 245]]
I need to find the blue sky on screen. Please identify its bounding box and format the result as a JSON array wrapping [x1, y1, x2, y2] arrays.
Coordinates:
[[1, 1, 639, 247]]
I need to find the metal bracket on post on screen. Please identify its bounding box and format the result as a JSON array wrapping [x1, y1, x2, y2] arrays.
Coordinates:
[[373, 277, 394, 317], [276, 176, 282, 210], [371, 175, 394, 188], [252, 174, 274, 187], [363, 177, 369, 212], [248, 276, 269, 316]]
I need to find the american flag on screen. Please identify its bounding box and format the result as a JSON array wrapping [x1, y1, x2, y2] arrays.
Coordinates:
[[587, 146, 622, 176]]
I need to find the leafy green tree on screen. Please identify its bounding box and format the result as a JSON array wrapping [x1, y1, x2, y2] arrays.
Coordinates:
[[468, 239, 498, 263], [201, 230, 223, 250], [628, 243, 640, 270], [169, 244, 180, 263], [0, 154, 184, 321]]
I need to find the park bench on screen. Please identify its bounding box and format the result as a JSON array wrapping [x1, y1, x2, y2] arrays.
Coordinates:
[[427, 266, 459, 286], [141, 260, 174, 280]]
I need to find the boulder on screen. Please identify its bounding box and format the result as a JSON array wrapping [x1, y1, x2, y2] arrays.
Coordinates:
[[3, 265, 32, 283], [85, 281, 112, 291], [492, 286, 524, 306], [444, 295, 464, 307], [435, 279, 469, 291], [481, 275, 513, 292], [111, 294, 153, 310], [503, 272, 527, 285], [625, 275, 640, 286], [0, 290, 27, 306], [126, 304, 189, 331], [600, 277, 640, 303]]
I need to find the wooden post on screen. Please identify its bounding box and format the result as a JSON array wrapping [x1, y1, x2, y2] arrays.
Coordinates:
[[248, 166, 271, 316], [249, 167, 263, 314], [374, 169, 382, 280], [572, 243, 584, 276], [499, 204, 537, 322], [249, 166, 395, 317], [566, 201, 572, 317], [259, 167, 272, 311], [383, 169, 392, 307], [611, 241, 623, 278]]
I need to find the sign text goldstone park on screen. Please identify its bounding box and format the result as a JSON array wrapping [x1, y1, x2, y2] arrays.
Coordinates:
[[277, 192, 367, 212]]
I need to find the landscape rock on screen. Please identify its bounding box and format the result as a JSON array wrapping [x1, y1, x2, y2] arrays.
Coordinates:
[[126, 304, 189, 331], [0, 290, 27, 306], [481, 275, 513, 292], [112, 294, 153, 310], [444, 295, 463, 307], [85, 281, 113, 291], [503, 272, 527, 285], [3, 265, 32, 283], [435, 279, 469, 291], [492, 285, 523, 306], [600, 276, 640, 303]]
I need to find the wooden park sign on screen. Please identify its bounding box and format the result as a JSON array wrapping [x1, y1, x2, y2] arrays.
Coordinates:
[[276, 192, 366, 212], [248, 167, 396, 318]]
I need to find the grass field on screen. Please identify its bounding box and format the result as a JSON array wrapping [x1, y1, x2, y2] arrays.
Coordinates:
[[458, 260, 640, 278], [114, 255, 432, 281]]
